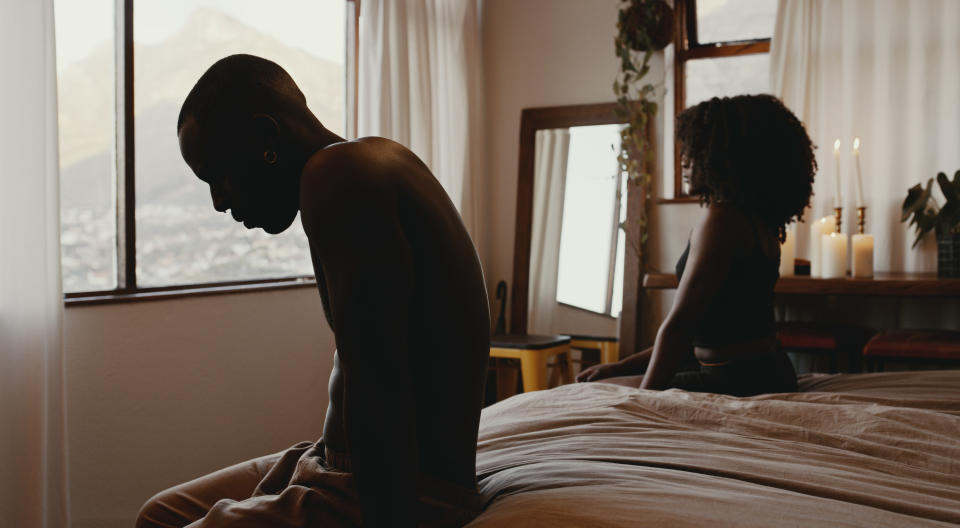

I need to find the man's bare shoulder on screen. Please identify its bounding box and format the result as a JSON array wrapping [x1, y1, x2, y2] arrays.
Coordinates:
[[298, 138, 407, 242], [302, 137, 405, 184], [301, 139, 395, 202]]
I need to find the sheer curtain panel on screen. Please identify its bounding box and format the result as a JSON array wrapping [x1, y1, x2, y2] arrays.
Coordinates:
[[527, 129, 571, 335], [770, 0, 960, 272], [0, 0, 71, 526], [358, 0, 485, 249]]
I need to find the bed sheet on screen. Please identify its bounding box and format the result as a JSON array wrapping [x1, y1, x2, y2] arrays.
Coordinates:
[[469, 371, 960, 527]]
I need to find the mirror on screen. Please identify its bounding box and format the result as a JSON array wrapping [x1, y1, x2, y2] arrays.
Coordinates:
[[511, 103, 647, 345], [526, 124, 627, 334]]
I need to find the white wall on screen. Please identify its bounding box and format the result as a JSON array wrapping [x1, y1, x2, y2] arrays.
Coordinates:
[[65, 288, 334, 528], [483, 0, 625, 332]]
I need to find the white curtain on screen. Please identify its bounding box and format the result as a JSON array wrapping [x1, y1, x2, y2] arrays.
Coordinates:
[[770, 0, 960, 272], [0, 0, 71, 526], [527, 129, 571, 335], [358, 0, 485, 247]]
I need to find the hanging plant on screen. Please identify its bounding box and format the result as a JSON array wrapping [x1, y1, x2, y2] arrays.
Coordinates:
[[614, 0, 672, 257]]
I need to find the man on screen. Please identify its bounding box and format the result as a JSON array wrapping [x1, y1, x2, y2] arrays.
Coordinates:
[[137, 54, 490, 527]]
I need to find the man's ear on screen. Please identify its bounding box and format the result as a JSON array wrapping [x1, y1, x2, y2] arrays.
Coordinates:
[[251, 113, 280, 151]]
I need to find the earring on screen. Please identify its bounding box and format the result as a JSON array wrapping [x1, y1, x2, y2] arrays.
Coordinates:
[[263, 149, 278, 165]]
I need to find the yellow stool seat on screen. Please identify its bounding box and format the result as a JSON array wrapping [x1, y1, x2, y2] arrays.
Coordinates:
[[568, 334, 619, 365], [490, 334, 572, 392]]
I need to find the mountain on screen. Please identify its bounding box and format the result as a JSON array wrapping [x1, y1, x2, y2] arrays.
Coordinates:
[[58, 8, 345, 209]]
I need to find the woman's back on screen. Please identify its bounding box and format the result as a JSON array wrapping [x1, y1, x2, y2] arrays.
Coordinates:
[[674, 214, 779, 348]]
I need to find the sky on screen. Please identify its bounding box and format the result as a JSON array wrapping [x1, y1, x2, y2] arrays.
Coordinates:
[[54, 0, 346, 69], [695, 0, 776, 43]]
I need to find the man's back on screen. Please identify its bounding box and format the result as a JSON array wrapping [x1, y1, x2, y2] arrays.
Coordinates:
[[300, 137, 490, 502]]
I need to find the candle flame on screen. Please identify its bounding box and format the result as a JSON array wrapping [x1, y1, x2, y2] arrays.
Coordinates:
[[833, 139, 841, 152], [853, 137, 860, 151]]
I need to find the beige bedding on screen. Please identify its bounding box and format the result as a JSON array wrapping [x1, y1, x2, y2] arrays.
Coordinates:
[[469, 371, 960, 527]]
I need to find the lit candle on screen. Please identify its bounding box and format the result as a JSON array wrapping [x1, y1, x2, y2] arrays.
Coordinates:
[[821, 232, 848, 279], [779, 226, 795, 277], [852, 137, 864, 207], [851, 233, 874, 278], [833, 139, 842, 208], [809, 216, 836, 278]]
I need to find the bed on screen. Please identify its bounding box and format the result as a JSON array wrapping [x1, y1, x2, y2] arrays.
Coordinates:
[[468, 371, 960, 527]]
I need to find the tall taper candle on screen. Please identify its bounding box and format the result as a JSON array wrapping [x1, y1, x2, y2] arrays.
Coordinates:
[[833, 139, 842, 208], [853, 137, 864, 207]]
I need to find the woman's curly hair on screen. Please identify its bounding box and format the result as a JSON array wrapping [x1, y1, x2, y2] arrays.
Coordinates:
[[676, 94, 816, 242]]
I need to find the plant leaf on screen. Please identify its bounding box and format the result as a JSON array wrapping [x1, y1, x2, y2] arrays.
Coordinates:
[[937, 170, 960, 206], [902, 179, 940, 247], [901, 179, 932, 222]]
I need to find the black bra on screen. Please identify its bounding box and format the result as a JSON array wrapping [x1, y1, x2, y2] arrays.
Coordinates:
[[674, 235, 778, 348]]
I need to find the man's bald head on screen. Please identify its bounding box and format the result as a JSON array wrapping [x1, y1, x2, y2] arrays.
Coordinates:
[[177, 54, 306, 136]]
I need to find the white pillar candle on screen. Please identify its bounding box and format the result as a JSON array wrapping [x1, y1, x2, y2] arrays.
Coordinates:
[[851, 233, 874, 278], [833, 139, 842, 208], [820, 232, 848, 279], [808, 216, 836, 278], [852, 137, 864, 207], [779, 226, 795, 277]]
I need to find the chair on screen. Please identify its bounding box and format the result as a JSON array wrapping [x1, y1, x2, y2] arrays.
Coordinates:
[[863, 329, 960, 371], [567, 335, 619, 374], [490, 334, 573, 393]]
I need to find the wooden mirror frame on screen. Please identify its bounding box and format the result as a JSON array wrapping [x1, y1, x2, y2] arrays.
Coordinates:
[[509, 102, 649, 357]]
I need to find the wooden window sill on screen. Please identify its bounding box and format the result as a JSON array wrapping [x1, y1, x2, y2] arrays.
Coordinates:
[[64, 277, 317, 307]]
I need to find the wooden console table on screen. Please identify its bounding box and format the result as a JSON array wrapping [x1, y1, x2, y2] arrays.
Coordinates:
[[643, 272, 960, 297]]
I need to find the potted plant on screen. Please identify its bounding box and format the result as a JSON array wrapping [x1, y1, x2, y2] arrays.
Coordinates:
[[901, 170, 960, 277]]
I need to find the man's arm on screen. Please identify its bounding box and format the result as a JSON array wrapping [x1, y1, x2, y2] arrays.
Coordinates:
[[301, 154, 418, 527]]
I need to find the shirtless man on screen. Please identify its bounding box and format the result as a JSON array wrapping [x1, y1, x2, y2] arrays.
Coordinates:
[[137, 54, 490, 527]]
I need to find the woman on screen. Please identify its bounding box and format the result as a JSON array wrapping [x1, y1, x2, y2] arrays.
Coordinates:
[[578, 94, 815, 397]]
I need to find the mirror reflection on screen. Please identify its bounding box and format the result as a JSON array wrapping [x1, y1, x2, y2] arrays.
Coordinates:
[[527, 124, 627, 335]]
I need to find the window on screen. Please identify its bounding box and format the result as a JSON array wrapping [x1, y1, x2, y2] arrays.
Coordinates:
[[55, 0, 356, 298], [672, 0, 775, 197], [555, 124, 627, 317]]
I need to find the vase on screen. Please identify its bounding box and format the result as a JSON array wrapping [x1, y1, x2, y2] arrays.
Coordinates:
[[937, 231, 960, 277]]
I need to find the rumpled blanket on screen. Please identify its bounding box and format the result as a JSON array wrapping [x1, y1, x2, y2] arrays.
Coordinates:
[[469, 371, 960, 527]]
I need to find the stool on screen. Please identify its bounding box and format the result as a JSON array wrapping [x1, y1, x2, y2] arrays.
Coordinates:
[[776, 322, 875, 373], [568, 335, 619, 371], [490, 334, 572, 392], [863, 329, 960, 372]]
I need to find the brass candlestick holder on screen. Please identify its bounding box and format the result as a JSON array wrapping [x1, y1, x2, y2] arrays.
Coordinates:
[[857, 206, 866, 234], [834, 206, 843, 233]]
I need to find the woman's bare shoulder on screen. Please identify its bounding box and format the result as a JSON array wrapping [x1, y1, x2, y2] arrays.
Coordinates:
[[694, 202, 753, 248]]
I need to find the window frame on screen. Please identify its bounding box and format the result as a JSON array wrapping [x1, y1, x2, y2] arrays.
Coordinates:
[[64, 0, 359, 305], [668, 0, 771, 201]]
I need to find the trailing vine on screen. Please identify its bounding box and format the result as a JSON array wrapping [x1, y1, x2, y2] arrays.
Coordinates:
[[613, 0, 672, 257]]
